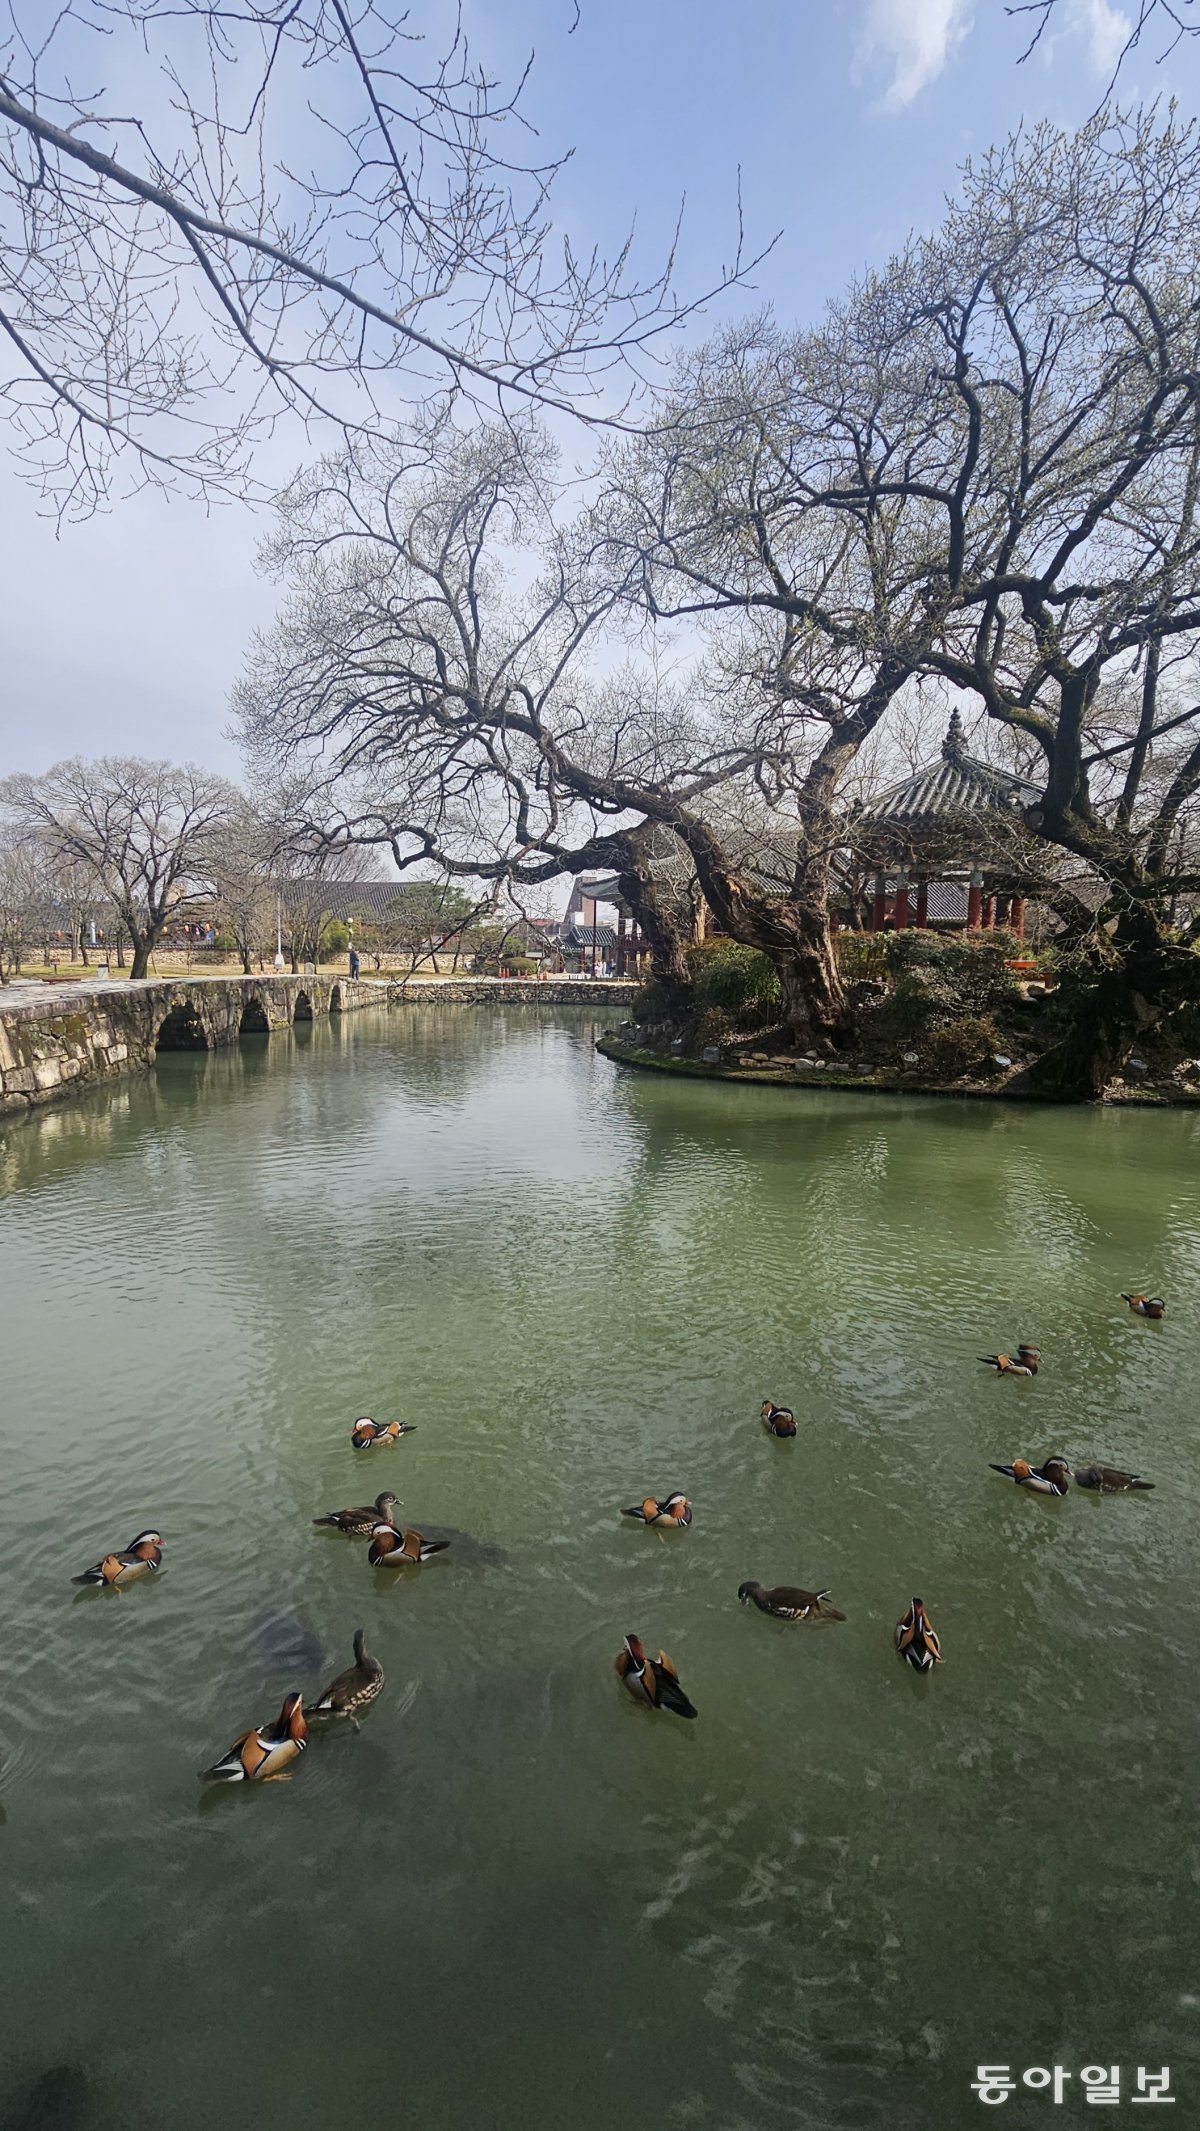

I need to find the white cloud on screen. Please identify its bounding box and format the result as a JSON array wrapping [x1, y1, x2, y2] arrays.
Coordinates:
[[854, 0, 973, 112], [1072, 0, 1132, 76]]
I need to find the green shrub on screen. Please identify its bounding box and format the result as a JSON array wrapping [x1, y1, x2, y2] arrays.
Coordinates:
[[924, 1015, 1004, 1078], [319, 920, 350, 961], [210, 930, 236, 955], [687, 941, 780, 1022], [834, 932, 890, 982], [883, 928, 1022, 1011]]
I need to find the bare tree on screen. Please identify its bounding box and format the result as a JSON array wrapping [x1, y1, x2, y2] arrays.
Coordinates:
[[0, 1, 760, 517], [210, 796, 276, 973], [585, 309, 946, 1040], [0, 757, 234, 979], [0, 830, 54, 980], [234, 416, 768, 1004]]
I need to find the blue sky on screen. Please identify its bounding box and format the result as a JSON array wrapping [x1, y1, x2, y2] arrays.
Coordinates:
[[2, 0, 1198, 778]]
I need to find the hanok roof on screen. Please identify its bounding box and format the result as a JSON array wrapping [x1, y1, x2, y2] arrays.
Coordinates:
[[561, 922, 619, 952], [857, 712, 1041, 836]]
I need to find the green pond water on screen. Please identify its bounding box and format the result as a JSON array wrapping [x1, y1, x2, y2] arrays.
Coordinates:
[[1, 1005, 1199, 2131]]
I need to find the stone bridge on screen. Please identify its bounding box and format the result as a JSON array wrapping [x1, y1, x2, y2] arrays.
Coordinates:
[[0, 972, 378, 1116], [0, 972, 638, 1117]]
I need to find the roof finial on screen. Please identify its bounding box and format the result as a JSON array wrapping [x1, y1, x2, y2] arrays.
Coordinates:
[[942, 708, 967, 765]]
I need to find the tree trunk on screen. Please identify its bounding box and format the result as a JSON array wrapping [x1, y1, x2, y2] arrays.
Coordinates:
[[241, 948, 253, 975], [672, 817, 851, 1047], [771, 907, 852, 1047], [615, 848, 692, 1001], [1030, 917, 1200, 1099], [129, 938, 152, 980]]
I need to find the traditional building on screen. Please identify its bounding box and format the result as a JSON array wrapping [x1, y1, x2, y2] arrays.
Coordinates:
[[843, 712, 1043, 936]]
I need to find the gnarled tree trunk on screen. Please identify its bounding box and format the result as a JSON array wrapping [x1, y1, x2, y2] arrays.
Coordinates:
[[673, 817, 851, 1048], [1030, 913, 1200, 1099], [615, 839, 692, 1001]]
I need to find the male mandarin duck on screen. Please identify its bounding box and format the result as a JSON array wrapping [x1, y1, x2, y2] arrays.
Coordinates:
[[895, 1596, 942, 1671], [304, 1629, 384, 1725], [615, 1634, 698, 1718], [313, 1490, 398, 1537], [71, 1530, 163, 1588], [989, 1455, 1071, 1496], [979, 1345, 1040, 1376], [367, 1523, 450, 1567], [737, 1581, 845, 1621], [351, 1417, 416, 1450], [200, 1691, 307, 1783], [761, 1401, 798, 1437], [622, 1492, 692, 1529], [1122, 1293, 1166, 1320], [1074, 1462, 1155, 1493]]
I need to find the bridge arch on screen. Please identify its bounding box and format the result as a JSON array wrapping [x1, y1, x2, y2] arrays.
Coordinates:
[[238, 996, 270, 1035], [293, 990, 313, 1022], [155, 999, 209, 1051]]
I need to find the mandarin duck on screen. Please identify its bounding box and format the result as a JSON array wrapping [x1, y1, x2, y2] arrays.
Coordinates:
[[979, 1345, 1040, 1376], [989, 1455, 1071, 1496], [761, 1401, 798, 1437], [622, 1492, 692, 1529], [304, 1629, 384, 1725], [313, 1490, 398, 1537], [737, 1580, 845, 1622], [1074, 1462, 1155, 1493], [200, 1691, 307, 1783], [1122, 1293, 1166, 1320], [367, 1523, 450, 1567], [71, 1530, 163, 1588], [895, 1596, 942, 1671], [351, 1417, 416, 1450], [615, 1634, 697, 1718]]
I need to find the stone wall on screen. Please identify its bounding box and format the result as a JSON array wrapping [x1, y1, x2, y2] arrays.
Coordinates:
[[386, 978, 637, 1006], [0, 973, 377, 1117]]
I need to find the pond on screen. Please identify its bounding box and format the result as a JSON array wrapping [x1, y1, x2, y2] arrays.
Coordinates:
[[1, 1006, 1198, 2130]]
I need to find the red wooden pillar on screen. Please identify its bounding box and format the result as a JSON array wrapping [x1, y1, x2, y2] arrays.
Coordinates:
[[915, 876, 929, 928], [893, 875, 911, 929], [967, 870, 983, 930], [994, 892, 1011, 929], [1010, 894, 1025, 939], [871, 874, 887, 932], [981, 893, 995, 929]]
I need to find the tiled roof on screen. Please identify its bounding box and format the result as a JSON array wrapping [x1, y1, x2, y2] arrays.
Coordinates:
[[858, 713, 1041, 831], [561, 923, 619, 951]]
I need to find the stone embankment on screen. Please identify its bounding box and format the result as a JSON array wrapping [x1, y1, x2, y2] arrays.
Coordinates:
[[0, 972, 637, 1117], [387, 977, 636, 1006]]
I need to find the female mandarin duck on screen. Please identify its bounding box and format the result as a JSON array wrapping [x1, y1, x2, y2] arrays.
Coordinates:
[[304, 1629, 384, 1726], [737, 1581, 845, 1621], [1122, 1293, 1166, 1320], [761, 1401, 798, 1437], [895, 1596, 942, 1671], [71, 1530, 162, 1588], [367, 1523, 450, 1567], [1074, 1462, 1155, 1493], [989, 1455, 1071, 1496], [351, 1417, 416, 1450], [615, 1634, 697, 1718], [200, 1691, 307, 1783], [979, 1345, 1040, 1376], [622, 1492, 692, 1529], [313, 1490, 398, 1537]]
